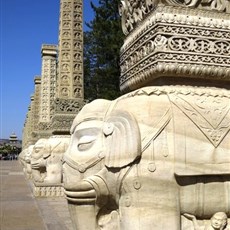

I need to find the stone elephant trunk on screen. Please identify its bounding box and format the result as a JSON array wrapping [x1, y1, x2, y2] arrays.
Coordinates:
[[31, 138, 48, 183], [31, 136, 70, 185], [63, 164, 110, 230], [62, 99, 139, 229]]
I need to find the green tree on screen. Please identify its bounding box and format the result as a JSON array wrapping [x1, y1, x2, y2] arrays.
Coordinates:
[[84, 0, 124, 101]]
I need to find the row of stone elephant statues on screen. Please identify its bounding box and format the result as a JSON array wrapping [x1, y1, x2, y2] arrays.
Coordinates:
[[20, 85, 230, 229], [19, 135, 70, 185]]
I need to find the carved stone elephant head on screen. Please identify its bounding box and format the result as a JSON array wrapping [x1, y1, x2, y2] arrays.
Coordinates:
[[19, 145, 35, 179], [63, 86, 230, 230], [24, 145, 34, 179], [31, 136, 70, 184], [31, 138, 48, 183]]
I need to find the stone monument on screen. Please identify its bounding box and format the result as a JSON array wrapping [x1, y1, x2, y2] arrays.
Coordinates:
[[62, 0, 230, 229], [22, 76, 41, 148], [31, 136, 70, 197], [19, 145, 34, 179], [36, 44, 58, 138], [21, 0, 86, 198], [51, 0, 86, 135]]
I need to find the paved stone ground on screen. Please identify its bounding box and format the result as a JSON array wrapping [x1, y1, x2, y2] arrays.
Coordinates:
[[0, 160, 74, 230]]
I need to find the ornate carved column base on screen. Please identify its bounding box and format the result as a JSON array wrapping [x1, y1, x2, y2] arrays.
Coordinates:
[[33, 183, 64, 197], [51, 98, 87, 134]]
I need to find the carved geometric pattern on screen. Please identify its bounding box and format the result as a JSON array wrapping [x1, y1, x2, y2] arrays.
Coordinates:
[[40, 46, 57, 123], [32, 78, 41, 137], [119, 1, 230, 35], [51, 114, 77, 132], [57, 0, 83, 99], [33, 185, 64, 197], [170, 94, 230, 147], [120, 5, 230, 92], [120, 86, 230, 147]]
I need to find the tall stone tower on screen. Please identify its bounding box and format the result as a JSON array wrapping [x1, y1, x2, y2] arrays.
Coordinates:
[[52, 0, 85, 134]]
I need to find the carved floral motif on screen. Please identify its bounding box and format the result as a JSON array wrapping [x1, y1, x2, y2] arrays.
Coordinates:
[[119, 0, 230, 35], [120, 5, 230, 92]]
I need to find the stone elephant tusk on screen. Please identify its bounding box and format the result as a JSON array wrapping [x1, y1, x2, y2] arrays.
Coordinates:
[[65, 190, 96, 203], [64, 180, 97, 205], [65, 197, 96, 205], [64, 189, 96, 198]]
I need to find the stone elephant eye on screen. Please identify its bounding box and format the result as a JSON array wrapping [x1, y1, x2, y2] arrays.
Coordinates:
[[34, 148, 40, 153], [77, 135, 96, 151]]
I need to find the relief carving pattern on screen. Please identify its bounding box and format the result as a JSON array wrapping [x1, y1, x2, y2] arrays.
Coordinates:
[[170, 92, 230, 147], [119, 86, 230, 148], [40, 57, 57, 122], [119, 0, 230, 35], [120, 5, 230, 92], [58, 0, 83, 99], [33, 80, 41, 136], [33, 185, 64, 197], [53, 98, 87, 113], [52, 116, 76, 130]]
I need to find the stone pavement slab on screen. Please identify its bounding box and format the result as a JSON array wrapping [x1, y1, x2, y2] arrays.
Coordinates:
[[0, 161, 73, 230]]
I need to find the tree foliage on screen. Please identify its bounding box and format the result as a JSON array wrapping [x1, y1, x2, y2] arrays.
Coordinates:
[[84, 0, 124, 101], [0, 144, 21, 156]]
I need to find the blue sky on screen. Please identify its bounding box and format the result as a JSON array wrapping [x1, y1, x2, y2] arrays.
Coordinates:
[[0, 0, 98, 139]]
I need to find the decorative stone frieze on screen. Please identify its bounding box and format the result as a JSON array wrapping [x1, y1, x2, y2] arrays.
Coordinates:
[[119, 0, 230, 36], [33, 184, 64, 197], [53, 98, 84, 113], [120, 4, 230, 92], [52, 114, 78, 134]]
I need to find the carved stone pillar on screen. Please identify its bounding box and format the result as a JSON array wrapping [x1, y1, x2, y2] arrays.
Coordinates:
[[29, 77, 42, 143], [33, 45, 58, 139], [22, 118, 27, 149], [22, 75, 41, 147], [22, 105, 32, 149], [39, 44, 57, 123], [51, 0, 85, 135]]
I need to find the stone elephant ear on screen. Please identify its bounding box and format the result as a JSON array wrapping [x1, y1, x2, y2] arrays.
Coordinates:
[[103, 110, 141, 168], [70, 99, 112, 133], [42, 145, 51, 159], [43, 153, 51, 159]]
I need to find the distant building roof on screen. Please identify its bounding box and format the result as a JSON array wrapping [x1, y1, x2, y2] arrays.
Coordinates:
[[9, 132, 18, 141], [0, 134, 22, 148]]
